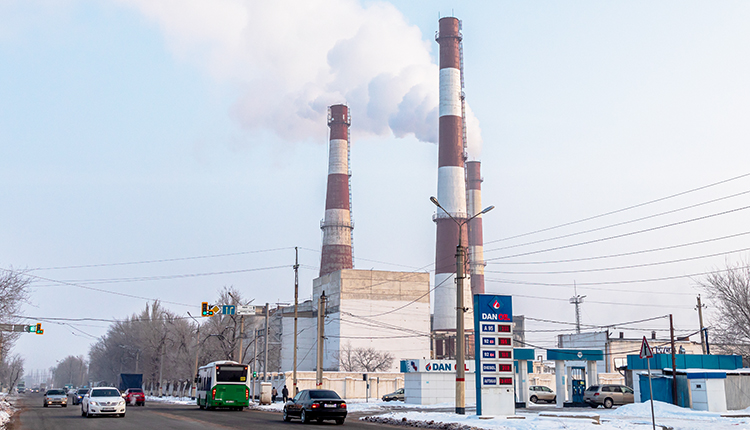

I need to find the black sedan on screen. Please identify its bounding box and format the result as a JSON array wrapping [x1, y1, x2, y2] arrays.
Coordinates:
[[282, 389, 347, 424]]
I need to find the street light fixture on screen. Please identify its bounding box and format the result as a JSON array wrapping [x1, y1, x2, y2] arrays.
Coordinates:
[[430, 196, 494, 415]]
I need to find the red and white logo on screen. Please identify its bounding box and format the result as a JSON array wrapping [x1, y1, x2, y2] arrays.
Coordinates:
[[491, 300, 501, 310]]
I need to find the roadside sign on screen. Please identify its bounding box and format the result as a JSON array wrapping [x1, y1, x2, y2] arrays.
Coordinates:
[[640, 336, 653, 359], [221, 305, 236, 315], [236, 305, 256, 316]]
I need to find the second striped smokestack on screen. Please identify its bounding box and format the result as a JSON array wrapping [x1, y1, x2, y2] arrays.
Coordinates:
[[319, 104, 353, 277], [467, 161, 485, 295], [433, 17, 470, 332]]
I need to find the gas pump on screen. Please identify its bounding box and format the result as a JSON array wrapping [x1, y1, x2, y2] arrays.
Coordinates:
[[571, 366, 586, 404]]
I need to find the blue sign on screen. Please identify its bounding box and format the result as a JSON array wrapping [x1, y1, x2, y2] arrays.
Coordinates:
[[481, 324, 495, 333], [482, 337, 496, 346], [483, 377, 497, 386], [476, 295, 513, 322], [483, 363, 496, 372], [482, 350, 496, 359], [222, 305, 236, 315]]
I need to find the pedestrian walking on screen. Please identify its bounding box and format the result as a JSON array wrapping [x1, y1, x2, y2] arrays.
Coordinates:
[[272, 387, 278, 403], [282, 385, 289, 403]]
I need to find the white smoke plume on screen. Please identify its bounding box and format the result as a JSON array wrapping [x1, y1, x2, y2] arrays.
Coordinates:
[[119, 0, 482, 154]]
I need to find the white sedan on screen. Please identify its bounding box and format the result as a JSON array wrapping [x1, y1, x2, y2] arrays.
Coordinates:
[[81, 387, 127, 418]]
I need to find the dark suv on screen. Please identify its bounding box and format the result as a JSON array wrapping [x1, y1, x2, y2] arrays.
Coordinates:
[[583, 384, 634, 408]]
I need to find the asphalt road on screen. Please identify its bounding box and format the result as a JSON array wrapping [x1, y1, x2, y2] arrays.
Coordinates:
[[12, 394, 384, 430]]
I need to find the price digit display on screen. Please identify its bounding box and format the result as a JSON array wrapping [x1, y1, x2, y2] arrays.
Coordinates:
[[498, 324, 511, 332], [498, 378, 513, 385], [498, 364, 512, 372], [498, 337, 511, 346], [498, 351, 512, 359]]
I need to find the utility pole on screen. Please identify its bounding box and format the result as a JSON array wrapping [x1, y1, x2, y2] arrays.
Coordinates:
[[696, 295, 706, 354], [670, 314, 678, 405], [293, 247, 299, 395], [158, 342, 165, 397], [455, 233, 466, 415], [252, 330, 258, 402], [264, 303, 269, 380], [569, 282, 586, 334], [316, 291, 327, 387], [188, 311, 200, 399], [237, 315, 245, 363]]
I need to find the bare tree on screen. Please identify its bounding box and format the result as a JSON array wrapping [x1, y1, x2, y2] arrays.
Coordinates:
[[52, 355, 87, 388], [354, 347, 394, 372], [699, 259, 750, 362], [333, 343, 393, 372], [1, 354, 24, 393], [334, 342, 358, 371], [0, 269, 31, 361]]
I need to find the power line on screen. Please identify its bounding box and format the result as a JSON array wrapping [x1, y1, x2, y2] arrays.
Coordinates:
[[484, 245, 750, 276], [0, 268, 192, 307], [30, 247, 294, 271], [484, 277, 696, 296], [486, 204, 750, 261], [485, 171, 750, 245], [488, 263, 748, 288], [487, 230, 750, 265]]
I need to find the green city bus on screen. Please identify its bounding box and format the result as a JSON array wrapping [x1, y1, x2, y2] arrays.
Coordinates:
[[196, 360, 249, 410]]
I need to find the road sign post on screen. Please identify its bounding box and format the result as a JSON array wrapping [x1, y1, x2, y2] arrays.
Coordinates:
[[641, 336, 655, 430]]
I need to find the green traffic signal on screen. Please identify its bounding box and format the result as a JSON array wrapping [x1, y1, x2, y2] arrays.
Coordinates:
[[201, 302, 208, 316]]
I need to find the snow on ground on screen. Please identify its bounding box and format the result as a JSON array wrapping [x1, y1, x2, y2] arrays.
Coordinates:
[[362, 401, 750, 430], [145, 395, 196, 405], [251, 399, 452, 414], [142, 396, 750, 430], [0, 394, 16, 429]]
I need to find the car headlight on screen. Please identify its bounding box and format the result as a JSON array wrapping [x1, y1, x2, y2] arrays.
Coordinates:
[[119, 401, 125, 406], [91, 401, 99, 406]]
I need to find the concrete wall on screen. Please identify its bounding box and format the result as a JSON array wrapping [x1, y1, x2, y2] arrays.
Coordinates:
[[250, 371, 403, 400], [725, 374, 750, 410], [280, 311, 317, 372], [404, 372, 476, 405], [313, 269, 431, 372]]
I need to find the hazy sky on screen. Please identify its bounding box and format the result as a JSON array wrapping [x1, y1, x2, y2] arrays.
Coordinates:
[[2, 0, 750, 372]]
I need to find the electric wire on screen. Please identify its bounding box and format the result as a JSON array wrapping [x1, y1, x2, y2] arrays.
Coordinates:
[[485, 189, 750, 253], [485, 170, 750, 245], [486, 204, 750, 261]]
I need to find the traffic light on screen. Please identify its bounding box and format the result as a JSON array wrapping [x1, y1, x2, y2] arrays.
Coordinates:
[[201, 302, 209, 317], [253, 371, 257, 378], [35, 323, 43, 335]]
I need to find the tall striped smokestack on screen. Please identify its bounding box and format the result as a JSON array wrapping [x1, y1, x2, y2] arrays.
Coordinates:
[[320, 104, 353, 277], [433, 17, 470, 332], [467, 161, 485, 295]]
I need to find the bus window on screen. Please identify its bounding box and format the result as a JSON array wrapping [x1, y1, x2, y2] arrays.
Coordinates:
[[216, 365, 248, 383]]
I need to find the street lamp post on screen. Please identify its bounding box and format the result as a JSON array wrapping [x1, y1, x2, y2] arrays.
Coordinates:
[[430, 196, 494, 415]]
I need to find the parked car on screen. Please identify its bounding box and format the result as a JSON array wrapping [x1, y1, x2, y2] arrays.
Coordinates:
[[81, 387, 126, 418], [69, 388, 90, 405], [382, 388, 404, 402], [529, 385, 556, 403], [282, 389, 347, 425], [44, 389, 68, 407], [583, 384, 635, 408], [122, 388, 145, 406]]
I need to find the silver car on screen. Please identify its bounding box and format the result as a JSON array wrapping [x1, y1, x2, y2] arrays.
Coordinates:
[[44, 389, 68, 407], [584, 384, 635, 408], [529, 385, 556, 403]]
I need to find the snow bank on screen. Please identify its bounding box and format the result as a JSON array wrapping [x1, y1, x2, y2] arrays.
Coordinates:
[[145, 395, 196, 405], [608, 401, 721, 418]]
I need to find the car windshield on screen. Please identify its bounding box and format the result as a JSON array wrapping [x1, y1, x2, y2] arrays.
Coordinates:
[[128, 389, 143, 393], [78, 389, 89, 395], [91, 389, 120, 397], [47, 389, 64, 395], [585, 386, 599, 392], [309, 390, 341, 399]]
